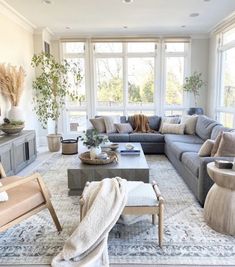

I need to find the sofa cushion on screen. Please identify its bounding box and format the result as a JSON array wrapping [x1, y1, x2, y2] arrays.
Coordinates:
[[167, 141, 202, 160], [195, 115, 219, 140], [211, 125, 234, 140], [181, 152, 201, 177], [89, 118, 106, 133], [181, 115, 198, 135], [164, 134, 204, 144], [198, 139, 215, 157], [107, 133, 129, 142], [129, 133, 164, 143], [161, 123, 185, 134], [115, 123, 133, 133], [0, 176, 45, 227]]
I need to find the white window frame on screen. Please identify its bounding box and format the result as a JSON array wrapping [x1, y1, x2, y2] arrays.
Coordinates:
[[61, 38, 191, 134], [216, 28, 235, 128]]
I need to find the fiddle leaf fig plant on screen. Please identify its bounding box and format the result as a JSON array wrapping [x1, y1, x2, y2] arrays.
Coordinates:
[[183, 71, 206, 107], [31, 52, 82, 134]]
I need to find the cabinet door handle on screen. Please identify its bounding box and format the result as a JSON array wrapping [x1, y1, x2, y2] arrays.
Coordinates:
[[25, 142, 29, 160]]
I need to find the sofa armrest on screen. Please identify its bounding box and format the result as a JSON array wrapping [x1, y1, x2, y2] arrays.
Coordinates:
[[198, 156, 234, 206]]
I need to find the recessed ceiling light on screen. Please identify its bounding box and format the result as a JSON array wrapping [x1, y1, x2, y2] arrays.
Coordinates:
[[204, 0, 211, 2], [190, 13, 199, 17], [65, 26, 71, 30], [122, 0, 134, 4], [181, 25, 186, 28], [123, 25, 128, 29], [42, 0, 52, 4]]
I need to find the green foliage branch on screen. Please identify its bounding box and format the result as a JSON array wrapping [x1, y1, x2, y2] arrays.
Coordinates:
[[81, 129, 108, 148], [31, 52, 82, 134], [183, 71, 206, 107]]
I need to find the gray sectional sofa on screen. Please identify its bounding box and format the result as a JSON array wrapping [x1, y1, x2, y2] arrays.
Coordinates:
[[95, 115, 234, 206]]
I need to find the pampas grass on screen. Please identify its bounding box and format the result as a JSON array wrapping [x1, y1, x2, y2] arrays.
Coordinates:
[[0, 63, 25, 106]]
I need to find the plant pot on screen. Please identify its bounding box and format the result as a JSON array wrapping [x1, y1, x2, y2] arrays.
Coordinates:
[[8, 106, 24, 121], [47, 134, 62, 152], [187, 107, 204, 115], [90, 146, 102, 160]]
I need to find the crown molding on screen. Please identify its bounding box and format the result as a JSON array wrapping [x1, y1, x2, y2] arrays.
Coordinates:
[[34, 27, 54, 36], [0, 0, 35, 33], [210, 11, 235, 35]]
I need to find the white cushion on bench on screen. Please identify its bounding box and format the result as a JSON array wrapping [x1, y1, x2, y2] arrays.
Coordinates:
[[126, 181, 157, 206]]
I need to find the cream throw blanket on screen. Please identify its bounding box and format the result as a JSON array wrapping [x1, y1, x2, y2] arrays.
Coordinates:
[[52, 177, 127, 267]]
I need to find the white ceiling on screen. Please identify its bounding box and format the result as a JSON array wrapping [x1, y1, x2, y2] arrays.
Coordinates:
[[4, 0, 235, 37]]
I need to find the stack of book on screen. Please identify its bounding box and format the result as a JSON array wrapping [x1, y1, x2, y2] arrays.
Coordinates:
[[120, 149, 140, 155]]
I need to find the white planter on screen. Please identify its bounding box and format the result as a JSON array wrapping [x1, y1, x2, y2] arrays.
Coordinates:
[[90, 146, 102, 160], [8, 106, 24, 121]]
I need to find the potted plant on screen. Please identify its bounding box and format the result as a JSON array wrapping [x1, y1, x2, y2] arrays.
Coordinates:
[[0, 64, 25, 120], [0, 118, 24, 135], [183, 71, 207, 115], [31, 52, 82, 152], [81, 129, 108, 159]]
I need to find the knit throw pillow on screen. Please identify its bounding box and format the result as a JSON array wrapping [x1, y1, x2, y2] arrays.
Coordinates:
[[161, 123, 185, 135], [181, 115, 198, 135], [115, 123, 133, 133], [198, 139, 215, 157]]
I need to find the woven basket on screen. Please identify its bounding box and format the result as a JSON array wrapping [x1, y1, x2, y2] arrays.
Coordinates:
[[79, 151, 118, 165]]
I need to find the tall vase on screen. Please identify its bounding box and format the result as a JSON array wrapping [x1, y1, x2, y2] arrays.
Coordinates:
[[90, 146, 102, 160], [8, 106, 24, 121]]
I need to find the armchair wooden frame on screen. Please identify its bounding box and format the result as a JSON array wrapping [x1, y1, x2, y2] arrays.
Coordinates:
[[0, 164, 62, 233]]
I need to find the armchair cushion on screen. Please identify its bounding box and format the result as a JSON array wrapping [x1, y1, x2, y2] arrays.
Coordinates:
[[0, 176, 45, 227]]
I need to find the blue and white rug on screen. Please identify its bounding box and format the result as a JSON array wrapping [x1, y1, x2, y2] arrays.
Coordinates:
[[0, 153, 235, 265]]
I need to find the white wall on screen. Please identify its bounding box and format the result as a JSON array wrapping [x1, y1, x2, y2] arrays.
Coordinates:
[[0, 11, 36, 130], [190, 38, 209, 113]]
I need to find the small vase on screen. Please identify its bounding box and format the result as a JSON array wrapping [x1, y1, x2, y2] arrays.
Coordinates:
[[8, 106, 24, 121], [90, 146, 102, 160]]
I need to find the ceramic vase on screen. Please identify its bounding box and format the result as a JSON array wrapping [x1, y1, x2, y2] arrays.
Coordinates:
[[90, 146, 102, 160], [8, 106, 24, 121]]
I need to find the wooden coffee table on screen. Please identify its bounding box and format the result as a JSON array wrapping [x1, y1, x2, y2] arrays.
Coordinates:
[[67, 143, 149, 195]]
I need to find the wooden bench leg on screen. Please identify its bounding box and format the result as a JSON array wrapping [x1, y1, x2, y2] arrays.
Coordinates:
[[47, 201, 62, 232], [152, 214, 157, 225], [158, 202, 164, 248]]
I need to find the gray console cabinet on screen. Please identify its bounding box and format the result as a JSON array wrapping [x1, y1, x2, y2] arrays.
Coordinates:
[[0, 131, 37, 176]]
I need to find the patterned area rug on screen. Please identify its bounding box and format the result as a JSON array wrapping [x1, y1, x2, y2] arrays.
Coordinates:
[[0, 153, 235, 265]]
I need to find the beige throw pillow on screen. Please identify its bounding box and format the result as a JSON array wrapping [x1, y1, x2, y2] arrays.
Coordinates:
[[181, 115, 198, 135], [214, 132, 235, 157], [0, 182, 8, 202], [159, 117, 180, 133], [198, 139, 215, 157], [211, 132, 223, 156], [89, 118, 106, 133], [161, 123, 185, 135], [103, 116, 120, 134], [115, 123, 133, 133]]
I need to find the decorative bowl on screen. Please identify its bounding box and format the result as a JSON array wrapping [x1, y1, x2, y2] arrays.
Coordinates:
[[110, 143, 119, 151], [0, 125, 24, 135]]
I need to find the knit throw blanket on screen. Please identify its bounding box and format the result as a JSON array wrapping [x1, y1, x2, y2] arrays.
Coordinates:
[[52, 177, 127, 267], [132, 114, 153, 133]]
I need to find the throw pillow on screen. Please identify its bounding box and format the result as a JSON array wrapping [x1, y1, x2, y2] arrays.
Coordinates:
[[103, 116, 120, 134], [159, 116, 180, 133], [115, 123, 133, 134], [0, 182, 8, 202], [89, 118, 106, 133], [214, 132, 235, 157], [198, 139, 215, 157], [211, 131, 223, 156], [161, 123, 185, 135], [181, 115, 198, 135]]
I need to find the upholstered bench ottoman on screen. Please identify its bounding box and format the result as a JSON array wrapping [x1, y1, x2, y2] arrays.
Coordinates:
[[80, 180, 164, 247]]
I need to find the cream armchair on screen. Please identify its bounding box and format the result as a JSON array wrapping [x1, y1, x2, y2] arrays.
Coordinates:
[[0, 163, 62, 233]]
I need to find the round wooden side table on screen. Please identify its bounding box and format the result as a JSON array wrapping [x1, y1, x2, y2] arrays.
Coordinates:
[[204, 162, 235, 235]]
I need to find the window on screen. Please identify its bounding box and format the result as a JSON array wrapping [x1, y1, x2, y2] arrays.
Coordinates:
[[216, 26, 235, 128], [62, 42, 87, 135], [163, 42, 188, 114], [61, 39, 190, 133]]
